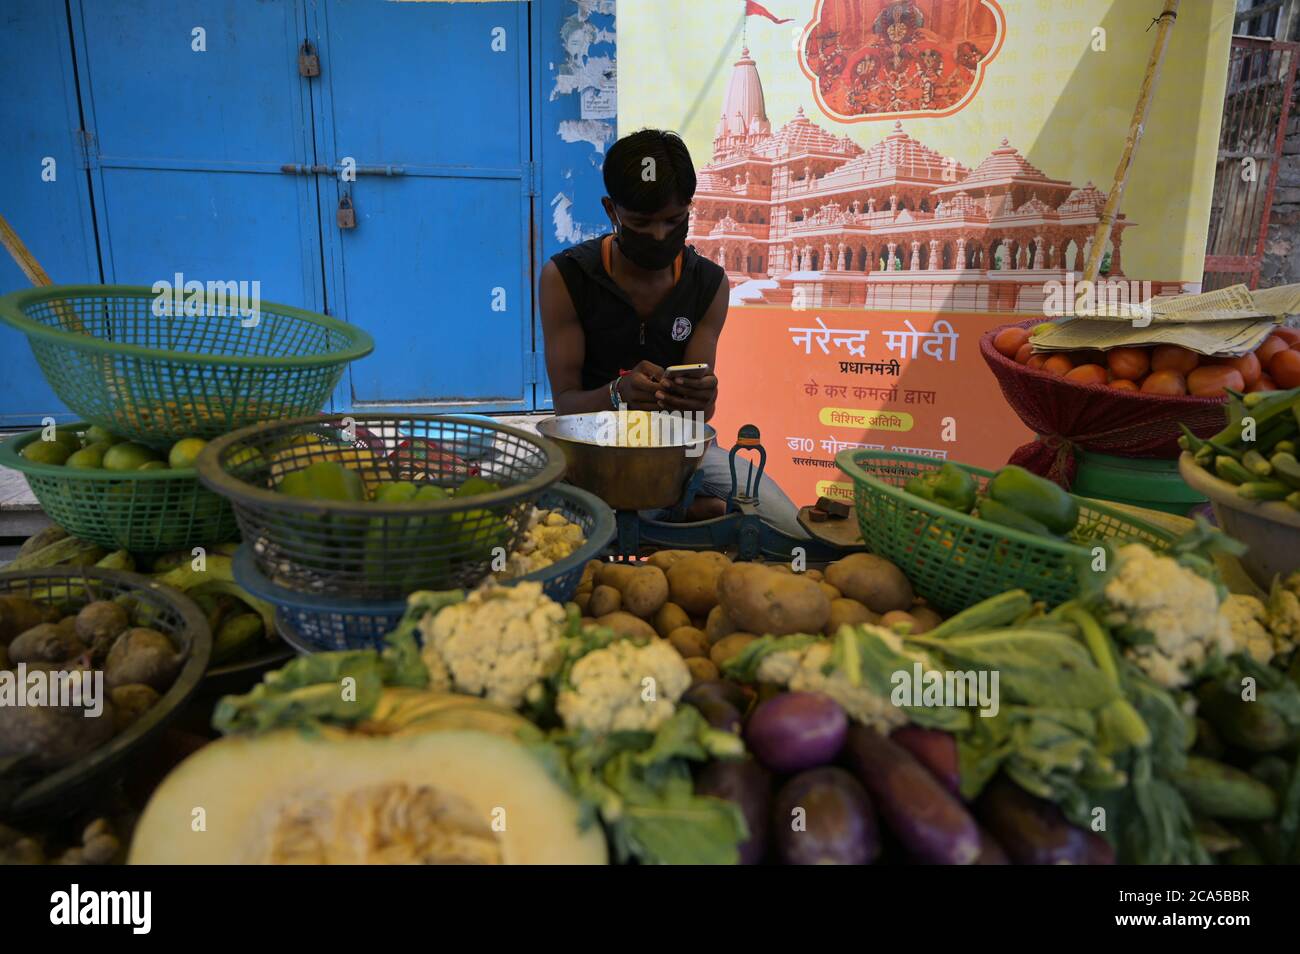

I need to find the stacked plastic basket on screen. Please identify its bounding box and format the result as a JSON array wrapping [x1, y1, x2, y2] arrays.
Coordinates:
[[197, 414, 614, 651]]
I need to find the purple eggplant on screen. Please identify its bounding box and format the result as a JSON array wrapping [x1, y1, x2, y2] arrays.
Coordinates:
[[772, 766, 880, 865], [974, 825, 1010, 864], [843, 724, 981, 865], [975, 776, 1090, 865], [696, 758, 772, 865], [745, 692, 847, 773], [688, 697, 743, 734], [1085, 831, 1116, 865], [684, 680, 754, 717], [890, 725, 961, 796]]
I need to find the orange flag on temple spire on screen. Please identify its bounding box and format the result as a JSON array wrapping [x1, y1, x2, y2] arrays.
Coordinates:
[[745, 1, 793, 25]]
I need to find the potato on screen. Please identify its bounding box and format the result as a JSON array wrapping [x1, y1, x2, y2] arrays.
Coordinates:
[[705, 605, 735, 644], [594, 612, 658, 641], [0, 596, 60, 645], [803, 568, 824, 582], [879, 610, 919, 634], [621, 565, 669, 618], [75, 601, 129, 644], [819, 582, 842, 601], [686, 657, 720, 684], [825, 598, 879, 635], [596, 562, 637, 589], [105, 628, 180, 691], [667, 626, 709, 659], [0, 700, 116, 770], [653, 602, 690, 638], [109, 683, 161, 733], [580, 560, 603, 587], [910, 606, 943, 633], [646, 550, 696, 572], [588, 585, 621, 618], [825, 553, 914, 614], [8, 623, 86, 664], [768, 562, 793, 574], [574, 590, 592, 615], [666, 553, 730, 615], [717, 563, 831, 636], [580, 616, 597, 628], [710, 633, 757, 669]]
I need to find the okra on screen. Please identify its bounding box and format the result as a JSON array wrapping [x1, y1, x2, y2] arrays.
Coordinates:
[[1195, 444, 1216, 466], [1243, 450, 1273, 477], [1238, 480, 1291, 501], [1288, 492, 1300, 511], [1276, 440, 1297, 456], [1271, 452, 1300, 489], [1216, 455, 1254, 485]]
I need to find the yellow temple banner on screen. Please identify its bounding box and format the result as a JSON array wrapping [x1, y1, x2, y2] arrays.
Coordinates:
[[616, 0, 1236, 496]]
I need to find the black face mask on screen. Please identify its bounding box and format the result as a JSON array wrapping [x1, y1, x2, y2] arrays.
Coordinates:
[[614, 214, 689, 270]]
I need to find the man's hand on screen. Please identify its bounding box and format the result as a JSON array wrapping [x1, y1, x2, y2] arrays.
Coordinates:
[[656, 368, 718, 413], [617, 360, 666, 410]]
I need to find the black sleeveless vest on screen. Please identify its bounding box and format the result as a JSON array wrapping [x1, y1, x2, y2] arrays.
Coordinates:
[[551, 235, 726, 391]]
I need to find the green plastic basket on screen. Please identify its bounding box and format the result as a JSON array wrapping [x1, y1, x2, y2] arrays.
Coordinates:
[[836, 449, 1177, 614], [0, 424, 238, 552], [0, 285, 374, 447]]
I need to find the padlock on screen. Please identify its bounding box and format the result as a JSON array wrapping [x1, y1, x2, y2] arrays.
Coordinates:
[[337, 194, 356, 229], [298, 40, 320, 77]]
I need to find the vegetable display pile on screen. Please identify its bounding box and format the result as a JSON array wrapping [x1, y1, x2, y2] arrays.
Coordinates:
[[994, 324, 1300, 397], [1180, 384, 1300, 507]]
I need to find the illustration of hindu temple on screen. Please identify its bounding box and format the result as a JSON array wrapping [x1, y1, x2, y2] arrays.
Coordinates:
[[689, 48, 1177, 312]]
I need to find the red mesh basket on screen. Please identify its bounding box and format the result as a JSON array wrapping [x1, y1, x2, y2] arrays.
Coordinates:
[[980, 319, 1227, 488]]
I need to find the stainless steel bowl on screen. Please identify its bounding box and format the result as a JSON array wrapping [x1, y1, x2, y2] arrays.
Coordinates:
[[536, 411, 716, 510]]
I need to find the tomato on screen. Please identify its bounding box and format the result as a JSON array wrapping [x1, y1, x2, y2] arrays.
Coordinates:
[[1043, 354, 1073, 376], [1151, 345, 1200, 375], [1209, 352, 1260, 386], [1271, 327, 1300, 346], [1187, 365, 1245, 397], [1255, 335, 1289, 367], [1106, 346, 1150, 381], [1065, 363, 1108, 386], [1026, 354, 1047, 370], [1109, 378, 1139, 392], [1014, 342, 1033, 364], [1141, 370, 1187, 396], [1270, 348, 1300, 388], [994, 327, 1031, 358], [1247, 373, 1277, 393]]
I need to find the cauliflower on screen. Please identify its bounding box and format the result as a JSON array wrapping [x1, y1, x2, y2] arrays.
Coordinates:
[[1221, 593, 1275, 665], [556, 638, 690, 734], [500, 509, 586, 578], [756, 639, 909, 733], [418, 582, 567, 708], [1100, 543, 1236, 689], [1266, 576, 1300, 651]]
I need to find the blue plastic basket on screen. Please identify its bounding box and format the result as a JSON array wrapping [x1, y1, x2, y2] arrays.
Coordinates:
[[232, 545, 405, 652], [232, 483, 614, 652]]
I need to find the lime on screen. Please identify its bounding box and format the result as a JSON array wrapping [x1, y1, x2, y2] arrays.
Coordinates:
[[21, 439, 72, 466], [103, 441, 163, 472], [168, 437, 208, 470], [137, 461, 169, 471], [65, 442, 111, 469], [85, 425, 125, 446]]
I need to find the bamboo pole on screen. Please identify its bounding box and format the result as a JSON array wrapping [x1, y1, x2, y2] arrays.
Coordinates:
[[1080, 0, 1181, 295], [0, 210, 85, 333]]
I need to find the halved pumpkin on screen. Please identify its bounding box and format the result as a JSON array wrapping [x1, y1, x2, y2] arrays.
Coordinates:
[[129, 698, 606, 865]]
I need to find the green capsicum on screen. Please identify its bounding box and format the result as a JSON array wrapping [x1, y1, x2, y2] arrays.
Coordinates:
[[985, 465, 1079, 536], [977, 497, 1058, 538], [902, 462, 977, 513]]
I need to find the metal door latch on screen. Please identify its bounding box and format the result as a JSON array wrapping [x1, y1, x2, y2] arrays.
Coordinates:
[[298, 40, 320, 77], [337, 194, 356, 229]]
